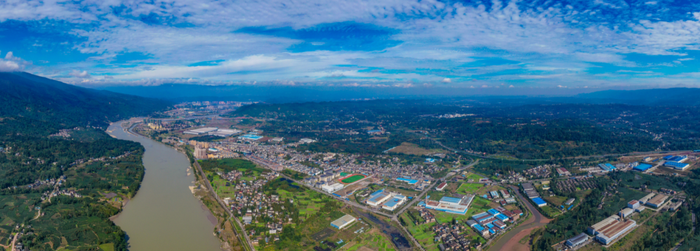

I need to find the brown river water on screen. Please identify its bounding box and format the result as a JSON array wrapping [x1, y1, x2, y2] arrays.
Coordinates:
[[108, 122, 221, 251]]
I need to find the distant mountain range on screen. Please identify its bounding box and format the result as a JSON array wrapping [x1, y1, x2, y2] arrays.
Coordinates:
[[0, 72, 171, 128], [573, 88, 700, 106], [99, 82, 700, 106]]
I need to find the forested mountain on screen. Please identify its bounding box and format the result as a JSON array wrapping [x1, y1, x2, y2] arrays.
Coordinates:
[[0, 72, 170, 130], [0, 72, 169, 250]]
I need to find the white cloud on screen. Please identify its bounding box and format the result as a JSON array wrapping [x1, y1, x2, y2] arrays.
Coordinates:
[[69, 70, 91, 78], [441, 78, 451, 83], [0, 51, 25, 72]]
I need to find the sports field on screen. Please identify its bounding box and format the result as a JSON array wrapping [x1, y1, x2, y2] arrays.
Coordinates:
[[340, 174, 366, 184]]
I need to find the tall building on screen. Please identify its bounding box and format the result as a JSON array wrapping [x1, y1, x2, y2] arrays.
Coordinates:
[[194, 143, 208, 159]]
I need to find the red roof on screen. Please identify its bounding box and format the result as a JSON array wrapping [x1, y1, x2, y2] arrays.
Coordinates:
[[437, 182, 447, 189]]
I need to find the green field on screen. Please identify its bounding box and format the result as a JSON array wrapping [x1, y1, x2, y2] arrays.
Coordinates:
[[341, 174, 366, 184], [456, 183, 483, 194]]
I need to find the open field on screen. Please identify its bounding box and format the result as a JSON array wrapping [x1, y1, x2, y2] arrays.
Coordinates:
[[388, 142, 444, 156], [456, 183, 483, 194]]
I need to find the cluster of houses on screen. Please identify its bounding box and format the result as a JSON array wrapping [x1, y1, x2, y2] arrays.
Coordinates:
[[431, 223, 480, 251], [467, 207, 523, 238]]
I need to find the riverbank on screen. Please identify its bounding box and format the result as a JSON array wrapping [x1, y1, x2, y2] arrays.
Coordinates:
[[126, 121, 246, 251], [107, 121, 223, 251]]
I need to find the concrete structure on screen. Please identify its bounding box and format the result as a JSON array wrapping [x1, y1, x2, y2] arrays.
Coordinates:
[[619, 208, 634, 218], [594, 219, 636, 245], [627, 200, 640, 209], [194, 145, 208, 159], [646, 194, 669, 208], [566, 233, 590, 248], [565, 198, 576, 205], [184, 127, 218, 135], [436, 182, 447, 191], [367, 190, 392, 207], [639, 193, 655, 204], [425, 195, 474, 215], [299, 138, 316, 144], [331, 214, 356, 230], [209, 129, 241, 137], [382, 194, 407, 211], [321, 183, 345, 193], [664, 161, 689, 170], [588, 215, 620, 235], [557, 168, 572, 176], [532, 197, 547, 207]]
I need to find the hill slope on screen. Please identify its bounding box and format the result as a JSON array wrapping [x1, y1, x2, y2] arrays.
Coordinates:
[[0, 72, 171, 129]]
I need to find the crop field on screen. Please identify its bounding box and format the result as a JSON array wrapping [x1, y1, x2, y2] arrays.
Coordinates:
[[388, 142, 443, 156], [456, 183, 483, 194], [402, 215, 439, 251], [341, 174, 366, 184]]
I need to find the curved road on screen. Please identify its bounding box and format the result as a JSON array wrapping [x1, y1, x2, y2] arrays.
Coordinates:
[[488, 186, 551, 251]]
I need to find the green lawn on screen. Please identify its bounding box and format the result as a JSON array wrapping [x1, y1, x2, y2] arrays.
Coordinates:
[[99, 243, 115, 251], [341, 174, 366, 184], [456, 183, 483, 194]]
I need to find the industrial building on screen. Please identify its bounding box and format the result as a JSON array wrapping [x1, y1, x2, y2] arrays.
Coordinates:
[[594, 219, 637, 245], [184, 127, 218, 135], [565, 198, 576, 205], [330, 214, 357, 230], [598, 163, 617, 172], [645, 194, 669, 208], [566, 233, 590, 248], [627, 200, 640, 209], [436, 182, 447, 191], [619, 208, 634, 218], [557, 168, 572, 176], [639, 193, 656, 204], [472, 212, 494, 223], [664, 161, 689, 170], [367, 190, 392, 207], [321, 183, 345, 193], [532, 197, 547, 207], [633, 164, 653, 172], [208, 129, 241, 137], [424, 195, 475, 214], [382, 194, 408, 211], [588, 215, 620, 235]]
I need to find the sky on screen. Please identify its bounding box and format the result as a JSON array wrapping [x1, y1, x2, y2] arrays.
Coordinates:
[[2, 0, 700, 91]]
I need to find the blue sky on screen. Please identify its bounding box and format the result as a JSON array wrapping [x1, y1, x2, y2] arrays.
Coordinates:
[[2, 0, 700, 90]]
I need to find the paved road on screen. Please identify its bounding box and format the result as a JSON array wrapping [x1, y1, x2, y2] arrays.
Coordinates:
[[487, 185, 550, 251], [193, 160, 256, 251]]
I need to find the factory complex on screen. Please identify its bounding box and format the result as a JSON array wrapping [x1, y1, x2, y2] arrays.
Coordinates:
[[330, 214, 357, 230], [422, 195, 475, 215], [365, 190, 408, 211]]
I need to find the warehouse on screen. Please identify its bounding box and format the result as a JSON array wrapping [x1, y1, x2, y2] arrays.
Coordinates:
[[668, 155, 688, 163], [532, 197, 547, 207], [594, 219, 637, 245], [633, 164, 653, 172], [436, 182, 447, 191], [619, 208, 634, 218], [321, 183, 345, 193], [646, 194, 669, 208], [566, 233, 590, 248], [382, 194, 407, 211], [184, 127, 218, 135], [367, 190, 392, 207], [424, 195, 474, 214], [472, 212, 494, 224], [522, 183, 535, 191], [330, 214, 357, 230], [664, 161, 689, 170], [627, 200, 640, 209], [487, 209, 501, 216], [639, 193, 656, 204], [565, 198, 576, 205], [588, 215, 620, 235], [208, 129, 241, 137]]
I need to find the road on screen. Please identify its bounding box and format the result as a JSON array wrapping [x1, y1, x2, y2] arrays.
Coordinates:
[[193, 160, 256, 251], [487, 185, 551, 251]]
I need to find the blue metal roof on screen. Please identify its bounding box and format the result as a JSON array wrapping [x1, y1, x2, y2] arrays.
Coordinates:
[[633, 164, 653, 171], [487, 209, 501, 216], [369, 189, 384, 197], [485, 223, 494, 229], [664, 155, 674, 160], [532, 197, 547, 205], [665, 161, 689, 168], [440, 196, 462, 204], [473, 224, 485, 231], [495, 214, 509, 221]]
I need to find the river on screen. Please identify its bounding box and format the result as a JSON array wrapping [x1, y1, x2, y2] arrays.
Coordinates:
[[107, 121, 222, 251]]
